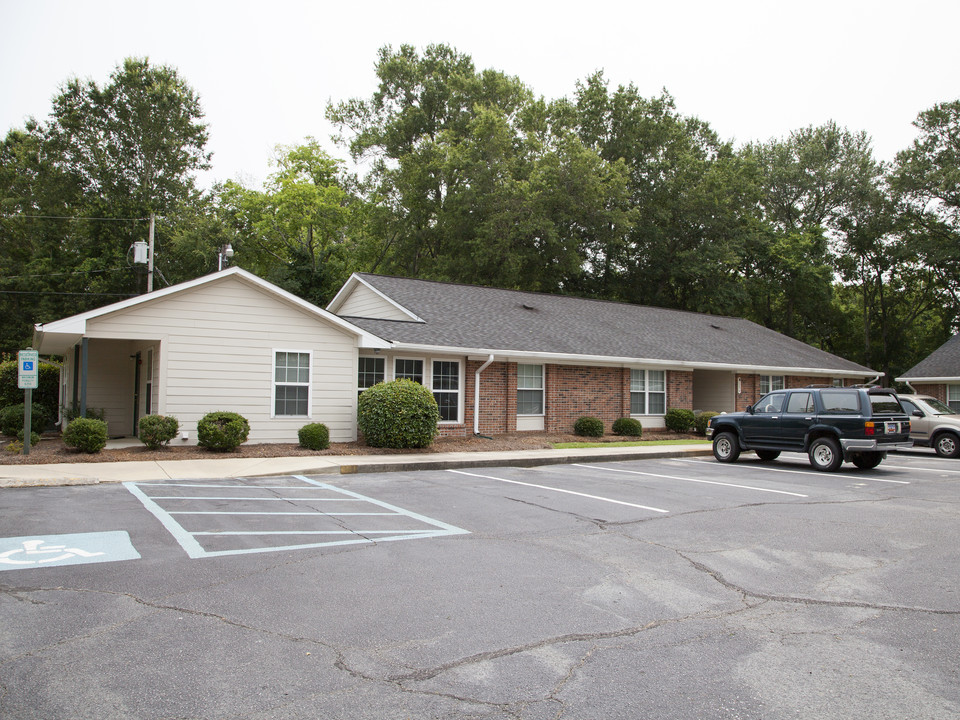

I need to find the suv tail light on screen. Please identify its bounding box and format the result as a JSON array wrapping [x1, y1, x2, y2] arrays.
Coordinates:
[[865, 421, 875, 435]]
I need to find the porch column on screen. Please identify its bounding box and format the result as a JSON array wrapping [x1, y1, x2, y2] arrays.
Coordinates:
[[80, 337, 88, 417]]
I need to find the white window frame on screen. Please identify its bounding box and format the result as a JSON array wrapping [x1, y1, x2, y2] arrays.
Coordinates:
[[631, 369, 666, 415], [517, 364, 545, 416], [358, 356, 385, 396], [948, 384, 960, 412], [759, 375, 785, 395], [431, 359, 462, 424], [272, 349, 312, 418]]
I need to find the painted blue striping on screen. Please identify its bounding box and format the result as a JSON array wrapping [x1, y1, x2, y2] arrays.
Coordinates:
[[0, 531, 140, 571]]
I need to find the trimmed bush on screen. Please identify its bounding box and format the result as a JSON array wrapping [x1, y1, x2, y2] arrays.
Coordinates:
[[612, 417, 643, 437], [16, 429, 42, 446], [664, 407, 696, 433], [574, 416, 605, 437], [694, 411, 719, 436], [197, 411, 250, 452], [298, 422, 330, 451], [357, 379, 439, 449], [62, 417, 108, 453], [139, 414, 179, 449], [0, 403, 49, 437]]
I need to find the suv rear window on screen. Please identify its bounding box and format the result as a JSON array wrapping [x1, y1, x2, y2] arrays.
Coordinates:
[[819, 390, 860, 413], [869, 393, 903, 415]]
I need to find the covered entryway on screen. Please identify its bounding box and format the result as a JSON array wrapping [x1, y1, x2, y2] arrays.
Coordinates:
[[692, 369, 736, 414]]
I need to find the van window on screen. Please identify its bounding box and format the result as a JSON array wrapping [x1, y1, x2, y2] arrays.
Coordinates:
[[820, 390, 860, 413]]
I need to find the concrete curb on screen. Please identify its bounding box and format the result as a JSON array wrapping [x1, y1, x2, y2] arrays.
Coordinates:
[[0, 444, 714, 488]]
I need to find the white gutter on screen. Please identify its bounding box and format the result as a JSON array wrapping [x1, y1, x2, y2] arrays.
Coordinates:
[[474, 354, 495, 436], [388, 342, 878, 377]]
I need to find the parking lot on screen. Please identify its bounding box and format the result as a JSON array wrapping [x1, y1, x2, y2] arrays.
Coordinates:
[[2, 451, 959, 719]]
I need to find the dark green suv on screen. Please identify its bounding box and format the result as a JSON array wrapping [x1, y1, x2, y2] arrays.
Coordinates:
[[706, 386, 912, 471]]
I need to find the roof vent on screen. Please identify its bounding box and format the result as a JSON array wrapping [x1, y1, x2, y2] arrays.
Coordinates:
[[521, 303, 538, 311], [710, 323, 722, 330]]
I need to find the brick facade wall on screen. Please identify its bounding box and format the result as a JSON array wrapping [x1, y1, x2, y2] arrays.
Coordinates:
[[912, 383, 946, 402]]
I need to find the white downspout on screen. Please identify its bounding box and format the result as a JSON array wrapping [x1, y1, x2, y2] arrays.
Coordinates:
[[474, 355, 495, 436]]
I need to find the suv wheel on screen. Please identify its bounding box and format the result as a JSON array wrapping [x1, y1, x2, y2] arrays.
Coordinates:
[[713, 431, 741, 463], [851, 453, 883, 470], [933, 432, 960, 459], [808, 437, 842, 472]]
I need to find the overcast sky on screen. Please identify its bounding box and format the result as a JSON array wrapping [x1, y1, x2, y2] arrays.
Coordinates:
[[3, 0, 958, 189]]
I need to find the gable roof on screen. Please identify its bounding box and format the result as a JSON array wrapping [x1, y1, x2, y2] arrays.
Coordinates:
[[896, 333, 960, 382], [33, 267, 390, 355], [331, 274, 877, 376]]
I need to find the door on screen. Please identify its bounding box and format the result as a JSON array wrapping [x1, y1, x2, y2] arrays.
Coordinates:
[[780, 391, 816, 449], [899, 398, 929, 442], [741, 391, 786, 445]]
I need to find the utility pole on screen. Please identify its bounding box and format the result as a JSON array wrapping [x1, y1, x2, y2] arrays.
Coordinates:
[[147, 212, 156, 292]]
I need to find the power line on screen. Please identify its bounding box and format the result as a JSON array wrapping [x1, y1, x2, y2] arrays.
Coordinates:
[[0, 214, 151, 221], [0, 290, 137, 297]]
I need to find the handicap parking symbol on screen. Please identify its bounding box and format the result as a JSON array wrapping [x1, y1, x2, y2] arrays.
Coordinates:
[[0, 532, 140, 570]]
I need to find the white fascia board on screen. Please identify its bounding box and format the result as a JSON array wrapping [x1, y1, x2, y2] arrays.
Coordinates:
[[895, 375, 960, 383], [326, 273, 424, 322], [389, 343, 878, 376]]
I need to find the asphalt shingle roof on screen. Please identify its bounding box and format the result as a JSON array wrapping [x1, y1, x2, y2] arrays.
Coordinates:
[[339, 274, 875, 374], [898, 333, 960, 379]]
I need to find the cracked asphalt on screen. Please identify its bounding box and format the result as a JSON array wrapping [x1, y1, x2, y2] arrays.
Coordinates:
[[1, 452, 959, 719]]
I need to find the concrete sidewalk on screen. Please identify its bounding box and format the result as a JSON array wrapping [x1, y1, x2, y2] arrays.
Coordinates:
[[0, 442, 714, 488]]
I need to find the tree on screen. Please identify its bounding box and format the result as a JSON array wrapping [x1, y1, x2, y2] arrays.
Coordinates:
[[217, 140, 364, 305], [0, 58, 212, 353]]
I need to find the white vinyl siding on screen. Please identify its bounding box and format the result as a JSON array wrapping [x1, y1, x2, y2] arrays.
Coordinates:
[[84, 278, 360, 443], [631, 369, 666, 415], [336, 283, 412, 321]]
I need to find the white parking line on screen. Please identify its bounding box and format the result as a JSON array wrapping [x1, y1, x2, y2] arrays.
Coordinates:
[[671, 458, 911, 484], [881, 463, 960, 475], [573, 464, 810, 497], [448, 470, 670, 513], [125, 476, 469, 558]]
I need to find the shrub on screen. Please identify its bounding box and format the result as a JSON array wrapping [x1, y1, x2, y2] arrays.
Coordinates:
[[664, 407, 696, 433], [63, 406, 106, 423], [298, 422, 330, 451], [197, 411, 250, 452], [0, 360, 60, 427], [694, 411, 719, 436], [612, 417, 643, 437], [0, 403, 49, 437], [574, 416, 605, 437], [16, 429, 41, 446], [139, 414, 180, 449], [357, 379, 439, 449], [62, 417, 108, 453]]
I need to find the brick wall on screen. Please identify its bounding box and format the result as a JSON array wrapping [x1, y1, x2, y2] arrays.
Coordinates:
[[912, 383, 946, 402], [543, 365, 628, 433]]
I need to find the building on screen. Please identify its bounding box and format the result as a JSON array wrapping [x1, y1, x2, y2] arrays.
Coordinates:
[[896, 333, 960, 411]]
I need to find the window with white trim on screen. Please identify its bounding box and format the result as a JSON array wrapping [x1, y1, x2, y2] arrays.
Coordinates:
[[395, 358, 424, 384], [358, 357, 385, 396], [759, 375, 785, 395], [432, 360, 460, 422], [517, 364, 544, 415], [948, 384, 960, 412], [631, 369, 666, 415], [273, 350, 311, 417]]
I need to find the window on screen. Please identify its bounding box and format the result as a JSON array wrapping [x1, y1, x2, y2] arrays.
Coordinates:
[[756, 393, 785, 413], [820, 389, 860, 414], [395, 358, 424, 384], [630, 369, 666, 415], [517, 364, 544, 415], [948, 385, 960, 413], [786, 392, 814, 413], [759, 375, 785, 395], [273, 351, 311, 417], [358, 357, 384, 396], [432, 361, 460, 422]]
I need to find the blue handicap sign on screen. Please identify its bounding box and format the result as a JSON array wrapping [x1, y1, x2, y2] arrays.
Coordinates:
[[0, 531, 140, 570], [22, 361, 33, 371]]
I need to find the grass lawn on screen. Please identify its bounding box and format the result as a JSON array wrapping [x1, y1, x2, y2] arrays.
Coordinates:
[[552, 439, 710, 449]]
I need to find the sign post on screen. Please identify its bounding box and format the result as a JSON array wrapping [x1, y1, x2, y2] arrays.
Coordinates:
[[18, 349, 39, 456]]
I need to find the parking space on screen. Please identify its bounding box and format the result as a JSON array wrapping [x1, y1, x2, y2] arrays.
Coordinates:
[[124, 475, 470, 558], [2, 452, 959, 720]]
